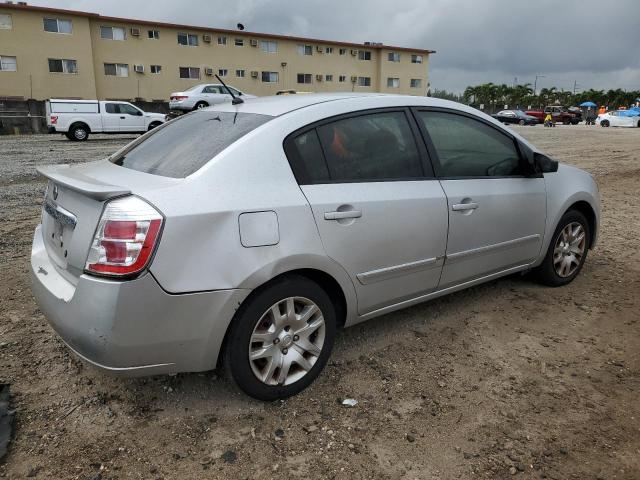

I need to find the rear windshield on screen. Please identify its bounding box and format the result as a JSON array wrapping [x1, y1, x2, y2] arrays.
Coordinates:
[[110, 111, 272, 178]]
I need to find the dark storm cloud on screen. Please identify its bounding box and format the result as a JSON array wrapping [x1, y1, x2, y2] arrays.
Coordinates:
[[35, 0, 640, 92]]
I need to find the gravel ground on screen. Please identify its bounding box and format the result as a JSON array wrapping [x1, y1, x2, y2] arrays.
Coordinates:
[[0, 126, 639, 480]]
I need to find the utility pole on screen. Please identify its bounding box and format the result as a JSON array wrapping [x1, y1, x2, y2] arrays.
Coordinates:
[[534, 74, 546, 95], [573, 80, 579, 95]]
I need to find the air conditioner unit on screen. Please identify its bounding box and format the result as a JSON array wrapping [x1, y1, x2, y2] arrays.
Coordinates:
[[250, 70, 259, 78], [315, 74, 323, 81], [316, 46, 323, 53], [130, 28, 140, 36], [250, 39, 258, 47], [350, 75, 357, 82], [204, 67, 214, 76], [203, 34, 212, 43], [134, 64, 144, 73], [350, 49, 358, 56]]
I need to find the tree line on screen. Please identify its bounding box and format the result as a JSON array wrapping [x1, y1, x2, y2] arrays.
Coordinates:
[[430, 83, 640, 110]]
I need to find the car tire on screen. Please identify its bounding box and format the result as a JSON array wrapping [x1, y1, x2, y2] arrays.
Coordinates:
[[193, 101, 209, 110], [147, 122, 162, 131], [601, 120, 610, 127], [519, 119, 525, 126], [69, 123, 89, 141], [637, 120, 640, 128], [533, 209, 590, 287], [223, 274, 337, 401]]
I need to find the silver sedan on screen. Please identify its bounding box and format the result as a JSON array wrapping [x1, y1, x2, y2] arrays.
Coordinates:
[[31, 94, 600, 400]]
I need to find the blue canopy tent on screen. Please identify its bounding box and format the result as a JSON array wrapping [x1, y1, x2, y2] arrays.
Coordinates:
[[580, 101, 597, 107]]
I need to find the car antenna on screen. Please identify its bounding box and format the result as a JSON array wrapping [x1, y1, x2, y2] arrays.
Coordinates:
[[215, 74, 244, 105]]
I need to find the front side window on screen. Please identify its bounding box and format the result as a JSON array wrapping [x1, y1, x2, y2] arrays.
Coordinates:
[[111, 111, 272, 178], [179, 67, 200, 79], [0, 14, 12, 29], [101, 26, 125, 40], [288, 111, 423, 184], [119, 103, 141, 115], [358, 50, 372, 61], [411, 54, 423, 64], [260, 40, 277, 53], [104, 63, 128, 77], [48, 58, 77, 74], [261, 71, 279, 83], [0, 55, 17, 72], [43, 18, 72, 34], [417, 111, 523, 177], [178, 33, 198, 46], [297, 73, 312, 84], [357, 76, 371, 87]]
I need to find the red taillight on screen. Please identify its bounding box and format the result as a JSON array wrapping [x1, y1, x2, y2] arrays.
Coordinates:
[[50, 115, 58, 125], [171, 95, 188, 101], [85, 196, 163, 277]]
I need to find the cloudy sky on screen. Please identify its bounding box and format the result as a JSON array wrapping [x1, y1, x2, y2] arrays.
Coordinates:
[[34, 0, 640, 93]]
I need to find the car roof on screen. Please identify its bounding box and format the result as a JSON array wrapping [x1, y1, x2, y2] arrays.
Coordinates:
[[209, 93, 463, 117]]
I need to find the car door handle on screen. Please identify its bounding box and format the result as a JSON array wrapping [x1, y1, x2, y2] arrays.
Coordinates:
[[120, 116, 125, 119], [324, 210, 362, 220], [452, 202, 479, 211]]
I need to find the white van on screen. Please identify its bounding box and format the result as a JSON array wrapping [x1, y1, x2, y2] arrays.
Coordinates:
[[46, 99, 166, 141]]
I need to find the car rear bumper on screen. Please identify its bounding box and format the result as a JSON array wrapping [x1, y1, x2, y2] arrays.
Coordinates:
[[48, 126, 57, 134], [30, 225, 250, 376], [168, 100, 193, 111]]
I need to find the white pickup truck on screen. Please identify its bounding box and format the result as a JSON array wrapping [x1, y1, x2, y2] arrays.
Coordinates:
[[46, 99, 166, 141]]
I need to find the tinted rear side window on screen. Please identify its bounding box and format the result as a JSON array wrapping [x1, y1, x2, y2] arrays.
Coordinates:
[[111, 111, 272, 178]]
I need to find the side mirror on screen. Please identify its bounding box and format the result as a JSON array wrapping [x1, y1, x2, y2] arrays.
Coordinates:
[[534, 152, 558, 173]]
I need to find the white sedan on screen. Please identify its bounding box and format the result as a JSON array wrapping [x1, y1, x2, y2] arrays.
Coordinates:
[[596, 110, 640, 128], [169, 83, 256, 111]]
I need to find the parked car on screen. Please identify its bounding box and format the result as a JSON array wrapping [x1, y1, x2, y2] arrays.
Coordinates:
[[491, 110, 538, 125], [169, 83, 256, 111], [46, 100, 165, 141], [525, 106, 580, 125], [31, 94, 600, 400], [597, 110, 640, 128]]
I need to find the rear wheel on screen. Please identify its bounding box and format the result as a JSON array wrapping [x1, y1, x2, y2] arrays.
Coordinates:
[[601, 120, 610, 127], [193, 101, 209, 110], [533, 210, 590, 287], [69, 123, 89, 141], [224, 275, 336, 400]]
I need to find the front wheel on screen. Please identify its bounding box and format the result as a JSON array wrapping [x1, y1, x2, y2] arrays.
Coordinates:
[[533, 210, 590, 287], [223, 275, 336, 400], [601, 120, 610, 127]]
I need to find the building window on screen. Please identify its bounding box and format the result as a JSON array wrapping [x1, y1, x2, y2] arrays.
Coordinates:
[[387, 77, 399, 88], [234, 38, 244, 46], [218, 68, 228, 77], [297, 73, 313, 84], [101, 26, 126, 40], [325, 47, 333, 54], [297, 44, 312, 55], [148, 29, 159, 39], [236, 69, 245, 78], [338, 75, 346, 83], [0, 14, 13, 30], [0, 56, 17, 72], [325, 74, 333, 82], [388, 52, 400, 62], [411, 54, 423, 64], [48, 58, 77, 74], [410, 78, 422, 88], [339, 48, 347, 55], [43, 18, 72, 34], [104, 63, 129, 77], [260, 40, 277, 53], [358, 50, 372, 61], [357, 76, 371, 87], [261, 71, 279, 83], [179, 67, 200, 79], [150, 65, 162, 74], [218, 36, 227, 45], [178, 33, 198, 46]]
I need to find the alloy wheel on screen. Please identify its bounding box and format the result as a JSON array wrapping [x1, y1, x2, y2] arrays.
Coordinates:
[[553, 222, 586, 277], [248, 297, 325, 386]]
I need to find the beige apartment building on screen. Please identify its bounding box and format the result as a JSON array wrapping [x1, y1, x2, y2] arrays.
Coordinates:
[[0, 3, 434, 102]]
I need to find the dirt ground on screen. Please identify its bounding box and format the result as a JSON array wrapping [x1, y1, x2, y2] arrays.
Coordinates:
[[0, 125, 638, 480]]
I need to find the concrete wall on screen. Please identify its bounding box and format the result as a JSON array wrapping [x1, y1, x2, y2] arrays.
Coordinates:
[[0, 4, 431, 101]]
